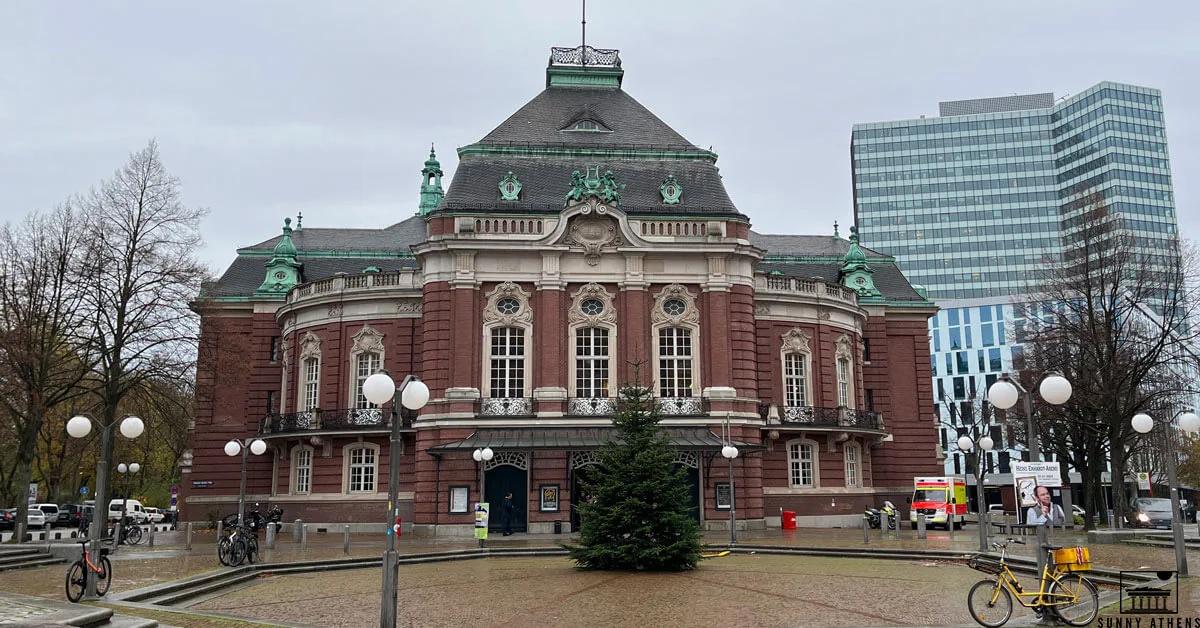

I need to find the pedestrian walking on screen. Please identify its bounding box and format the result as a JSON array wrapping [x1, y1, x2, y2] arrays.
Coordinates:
[[502, 492, 514, 536]]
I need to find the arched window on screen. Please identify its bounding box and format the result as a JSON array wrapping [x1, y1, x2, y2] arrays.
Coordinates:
[[787, 439, 820, 488], [298, 332, 322, 411], [349, 325, 385, 410], [844, 441, 861, 488], [568, 283, 617, 404], [481, 282, 533, 403], [343, 443, 379, 494], [780, 329, 813, 408], [651, 284, 701, 401], [835, 335, 856, 409], [291, 445, 313, 495]]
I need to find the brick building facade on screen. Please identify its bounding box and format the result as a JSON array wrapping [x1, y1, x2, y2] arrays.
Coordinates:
[[182, 45, 940, 534]]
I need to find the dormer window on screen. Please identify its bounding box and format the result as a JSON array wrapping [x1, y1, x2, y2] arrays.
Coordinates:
[[564, 119, 611, 133]]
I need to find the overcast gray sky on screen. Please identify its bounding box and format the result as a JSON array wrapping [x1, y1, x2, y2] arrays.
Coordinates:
[[2, 1, 1197, 275]]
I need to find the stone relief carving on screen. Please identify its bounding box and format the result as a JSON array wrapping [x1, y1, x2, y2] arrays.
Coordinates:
[[560, 198, 623, 266], [754, 304, 771, 316], [327, 304, 342, 318], [817, 311, 832, 321], [395, 301, 423, 314], [568, 283, 617, 327], [835, 334, 854, 360], [299, 331, 322, 361], [483, 281, 533, 326], [781, 328, 812, 355], [650, 284, 699, 327], [350, 325, 385, 356]]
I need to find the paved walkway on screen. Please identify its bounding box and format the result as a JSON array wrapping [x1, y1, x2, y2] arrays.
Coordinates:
[[2, 525, 1198, 627]]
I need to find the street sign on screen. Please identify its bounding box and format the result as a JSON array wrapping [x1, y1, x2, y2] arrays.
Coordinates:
[[28, 483, 37, 505], [170, 496, 177, 506], [80, 486, 89, 496], [170, 485, 179, 495], [1137, 472, 1152, 491]]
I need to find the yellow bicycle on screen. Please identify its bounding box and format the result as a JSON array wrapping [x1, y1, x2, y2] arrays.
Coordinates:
[[966, 538, 1099, 627]]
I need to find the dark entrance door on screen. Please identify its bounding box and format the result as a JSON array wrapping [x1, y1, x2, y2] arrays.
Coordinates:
[[485, 465, 527, 533], [674, 464, 701, 523], [571, 465, 600, 531]]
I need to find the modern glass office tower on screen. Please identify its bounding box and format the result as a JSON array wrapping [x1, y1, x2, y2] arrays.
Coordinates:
[[852, 82, 1178, 301]]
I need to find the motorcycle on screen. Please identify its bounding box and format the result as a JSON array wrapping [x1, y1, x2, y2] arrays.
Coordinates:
[[863, 507, 881, 529], [880, 501, 899, 530]]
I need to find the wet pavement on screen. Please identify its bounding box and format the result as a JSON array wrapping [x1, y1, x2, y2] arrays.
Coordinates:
[[2, 525, 1200, 626]]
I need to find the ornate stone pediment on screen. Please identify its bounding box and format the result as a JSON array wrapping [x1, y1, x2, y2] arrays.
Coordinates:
[[651, 284, 699, 326], [559, 198, 623, 265], [568, 283, 617, 326], [781, 328, 812, 355], [350, 325, 385, 356], [483, 281, 533, 326]]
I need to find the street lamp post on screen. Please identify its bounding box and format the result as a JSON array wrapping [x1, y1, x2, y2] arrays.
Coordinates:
[[988, 372, 1073, 526], [223, 438, 268, 527], [362, 371, 430, 628], [1131, 410, 1199, 578], [957, 433, 994, 552], [116, 462, 140, 534], [472, 447, 494, 548], [722, 443, 739, 546], [66, 414, 144, 600]]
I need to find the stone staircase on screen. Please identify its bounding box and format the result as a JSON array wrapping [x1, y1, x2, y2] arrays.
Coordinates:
[[0, 544, 66, 571], [0, 590, 161, 627]]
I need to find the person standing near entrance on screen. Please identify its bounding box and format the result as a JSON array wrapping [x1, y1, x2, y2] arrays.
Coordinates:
[[502, 492, 514, 536]]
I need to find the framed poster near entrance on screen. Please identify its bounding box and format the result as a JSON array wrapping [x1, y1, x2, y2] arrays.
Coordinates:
[[715, 482, 732, 510], [449, 486, 469, 514], [540, 484, 559, 512]]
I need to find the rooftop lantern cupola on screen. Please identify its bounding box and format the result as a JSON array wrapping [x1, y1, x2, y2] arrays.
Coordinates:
[[546, 45, 623, 88], [255, 217, 303, 297], [418, 144, 445, 215], [840, 226, 881, 298]]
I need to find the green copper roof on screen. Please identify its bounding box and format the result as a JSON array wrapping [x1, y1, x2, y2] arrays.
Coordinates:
[[419, 144, 445, 215], [255, 217, 303, 296]]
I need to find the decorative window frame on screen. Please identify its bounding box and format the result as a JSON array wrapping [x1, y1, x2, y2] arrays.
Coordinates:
[[650, 284, 701, 398], [843, 440, 862, 488], [567, 283, 617, 399], [290, 445, 314, 495], [786, 438, 820, 488], [835, 334, 855, 409], [481, 282, 534, 399], [780, 328, 812, 408], [298, 332, 322, 411], [348, 325, 386, 409], [342, 442, 381, 494]]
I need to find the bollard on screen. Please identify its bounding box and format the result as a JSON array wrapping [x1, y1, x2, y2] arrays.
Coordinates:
[[862, 516, 870, 544], [266, 522, 276, 549], [917, 513, 927, 540], [1036, 524, 1049, 575], [301, 523, 308, 549], [293, 519, 302, 544], [186, 522, 193, 550], [948, 515, 955, 541], [344, 525, 351, 555], [216, 520, 224, 541], [148, 522, 155, 547], [115, 521, 123, 548]]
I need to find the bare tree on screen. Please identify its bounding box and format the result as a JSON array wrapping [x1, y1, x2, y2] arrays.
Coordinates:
[[0, 203, 93, 541], [1020, 192, 1200, 529], [77, 140, 207, 540]]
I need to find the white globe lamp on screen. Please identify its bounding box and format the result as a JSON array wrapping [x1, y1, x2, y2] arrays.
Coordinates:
[[957, 435, 974, 451], [722, 445, 739, 459], [1040, 376, 1072, 405], [481, 447, 494, 461], [401, 380, 430, 410], [987, 381, 1019, 410], [1131, 413, 1154, 434], [362, 372, 396, 405], [472, 449, 483, 462], [224, 440, 242, 457], [66, 416, 92, 438], [1179, 412, 1200, 434], [129, 463, 140, 473], [250, 439, 268, 456], [978, 436, 995, 451], [119, 416, 145, 439], [117, 463, 128, 473]]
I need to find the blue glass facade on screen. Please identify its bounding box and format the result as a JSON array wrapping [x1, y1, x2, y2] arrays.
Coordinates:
[[852, 82, 1178, 300]]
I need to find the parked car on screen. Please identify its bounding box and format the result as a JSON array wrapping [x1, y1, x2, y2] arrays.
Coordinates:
[[31, 503, 60, 527], [1129, 498, 1174, 529], [144, 507, 165, 524], [107, 499, 149, 524], [58, 504, 84, 528], [0, 509, 16, 531], [26, 508, 46, 528]]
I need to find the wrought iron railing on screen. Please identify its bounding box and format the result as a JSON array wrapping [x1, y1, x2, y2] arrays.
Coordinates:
[[780, 406, 884, 431], [657, 397, 709, 416], [549, 45, 621, 68], [260, 407, 412, 435], [477, 397, 534, 417], [567, 397, 617, 416]]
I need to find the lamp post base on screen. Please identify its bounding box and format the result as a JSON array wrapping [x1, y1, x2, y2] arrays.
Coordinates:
[[379, 548, 399, 627]]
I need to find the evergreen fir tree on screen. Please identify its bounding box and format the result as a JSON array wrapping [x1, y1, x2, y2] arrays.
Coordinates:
[[566, 378, 702, 571]]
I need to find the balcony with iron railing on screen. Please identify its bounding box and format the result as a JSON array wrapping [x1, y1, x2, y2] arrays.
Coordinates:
[[259, 407, 413, 435], [778, 405, 885, 432], [474, 396, 711, 418], [476, 397, 535, 417]]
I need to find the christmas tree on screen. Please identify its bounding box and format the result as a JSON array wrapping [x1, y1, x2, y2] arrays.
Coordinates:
[[566, 379, 702, 571]]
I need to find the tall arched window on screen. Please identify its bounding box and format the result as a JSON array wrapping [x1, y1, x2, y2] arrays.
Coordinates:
[[835, 335, 856, 408], [651, 284, 701, 402], [481, 282, 533, 407], [567, 283, 617, 411], [780, 328, 813, 408], [844, 441, 861, 488], [297, 332, 322, 412], [349, 325, 386, 411], [787, 439, 820, 488]]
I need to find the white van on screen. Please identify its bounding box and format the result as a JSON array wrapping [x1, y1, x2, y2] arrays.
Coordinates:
[[108, 499, 148, 524]]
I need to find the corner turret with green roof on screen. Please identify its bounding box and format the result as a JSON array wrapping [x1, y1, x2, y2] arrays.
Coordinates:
[[419, 144, 445, 215], [840, 226, 881, 298], [254, 217, 303, 297]]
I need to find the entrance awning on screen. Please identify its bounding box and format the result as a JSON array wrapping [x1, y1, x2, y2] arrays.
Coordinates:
[[426, 427, 760, 454]]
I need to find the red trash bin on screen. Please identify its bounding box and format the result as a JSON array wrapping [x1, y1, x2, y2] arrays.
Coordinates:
[[782, 511, 797, 530]]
